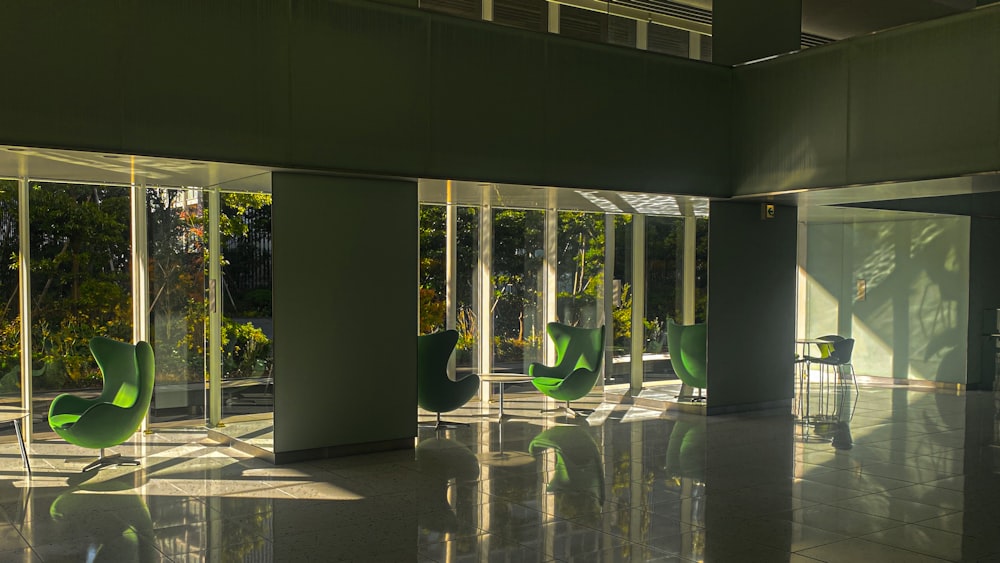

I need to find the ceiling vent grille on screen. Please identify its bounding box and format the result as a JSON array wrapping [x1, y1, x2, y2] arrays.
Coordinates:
[[612, 0, 712, 25], [494, 0, 548, 31], [800, 32, 832, 48], [421, 0, 479, 20]]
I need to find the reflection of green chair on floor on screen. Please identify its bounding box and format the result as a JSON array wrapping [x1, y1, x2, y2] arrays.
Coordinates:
[[666, 319, 707, 402], [418, 330, 480, 429], [529, 323, 605, 417], [48, 337, 155, 472], [665, 418, 706, 482], [416, 437, 480, 533], [529, 426, 605, 522], [50, 474, 157, 562]]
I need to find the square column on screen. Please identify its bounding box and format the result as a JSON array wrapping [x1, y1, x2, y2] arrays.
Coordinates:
[[706, 201, 797, 414], [271, 173, 417, 461]]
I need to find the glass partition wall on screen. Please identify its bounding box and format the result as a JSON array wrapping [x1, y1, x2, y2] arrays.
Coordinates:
[[0, 180, 21, 442], [28, 182, 134, 435], [0, 172, 273, 451], [418, 181, 709, 408], [146, 187, 208, 422]]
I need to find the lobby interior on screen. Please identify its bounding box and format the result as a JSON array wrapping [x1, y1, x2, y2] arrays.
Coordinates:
[[2, 0, 1000, 561]]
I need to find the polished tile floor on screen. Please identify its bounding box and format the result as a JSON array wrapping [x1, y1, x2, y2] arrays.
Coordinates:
[[0, 381, 998, 562]]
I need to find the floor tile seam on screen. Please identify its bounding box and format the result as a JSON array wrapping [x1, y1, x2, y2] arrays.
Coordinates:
[[904, 510, 967, 533], [825, 498, 963, 523], [422, 528, 548, 555], [144, 527, 274, 554], [4, 520, 33, 553], [893, 453, 967, 468], [854, 529, 966, 561], [801, 477, 918, 495], [525, 529, 681, 560], [862, 443, 964, 457], [514, 536, 634, 561], [800, 501, 925, 530], [855, 467, 961, 484], [818, 478, 956, 497], [263, 485, 300, 499]]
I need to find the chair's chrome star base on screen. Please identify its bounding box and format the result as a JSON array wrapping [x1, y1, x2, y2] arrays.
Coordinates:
[[418, 413, 470, 430], [540, 402, 594, 418], [80, 448, 141, 472]]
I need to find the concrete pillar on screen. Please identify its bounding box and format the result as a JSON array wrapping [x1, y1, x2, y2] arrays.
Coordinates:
[[271, 172, 417, 462]]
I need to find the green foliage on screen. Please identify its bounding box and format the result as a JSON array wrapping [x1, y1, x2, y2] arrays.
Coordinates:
[[0, 183, 275, 394], [419, 288, 445, 334], [612, 283, 634, 350], [222, 318, 271, 379], [455, 307, 477, 364], [220, 192, 272, 240], [492, 334, 543, 363], [419, 206, 446, 297], [240, 289, 273, 317]]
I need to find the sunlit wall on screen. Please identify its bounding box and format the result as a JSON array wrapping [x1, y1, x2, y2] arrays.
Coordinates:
[[802, 213, 970, 384]]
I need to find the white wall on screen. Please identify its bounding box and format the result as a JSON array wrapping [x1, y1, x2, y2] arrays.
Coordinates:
[[801, 212, 970, 384]]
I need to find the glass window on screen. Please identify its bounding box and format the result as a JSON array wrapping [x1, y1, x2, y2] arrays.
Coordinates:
[[455, 206, 480, 376], [609, 214, 633, 385], [419, 205, 446, 335], [557, 211, 605, 328], [29, 182, 132, 434], [644, 216, 682, 381], [492, 209, 544, 374], [0, 180, 20, 421]]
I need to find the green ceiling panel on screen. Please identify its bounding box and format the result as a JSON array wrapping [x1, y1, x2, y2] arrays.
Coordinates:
[[733, 45, 850, 196], [847, 9, 1000, 184], [426, 19, 548, 183]]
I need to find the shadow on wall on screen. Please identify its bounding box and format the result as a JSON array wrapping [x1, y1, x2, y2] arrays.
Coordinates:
[[803, 213, 969, 383]]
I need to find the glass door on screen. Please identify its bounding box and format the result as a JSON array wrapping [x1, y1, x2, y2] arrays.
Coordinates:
[[217, 190, 273, 450], [146, 187, 208, 424]]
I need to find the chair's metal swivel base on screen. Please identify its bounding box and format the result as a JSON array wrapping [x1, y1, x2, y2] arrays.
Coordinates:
[[676, 395, 707, 403], [418, 413, 469, 430], [676, 384, 706, 403], [541, 402, 593, 418], [80, 448, 141, 472]]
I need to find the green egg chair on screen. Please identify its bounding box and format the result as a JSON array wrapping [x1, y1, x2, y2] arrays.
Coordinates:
[[418, 330, 479, 429], [48, 337, 155, 472], [666, 319, 707, 402], [529, 323, 605, 418]]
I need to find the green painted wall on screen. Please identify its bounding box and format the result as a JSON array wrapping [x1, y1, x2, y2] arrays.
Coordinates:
[[803, 213, 969, 384], [706, 201, 797, 412], [733, 5, 1000, 196], [271, 173, 417, 454], [0, 0, 731, 197], [713, 0, 801, 66]]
